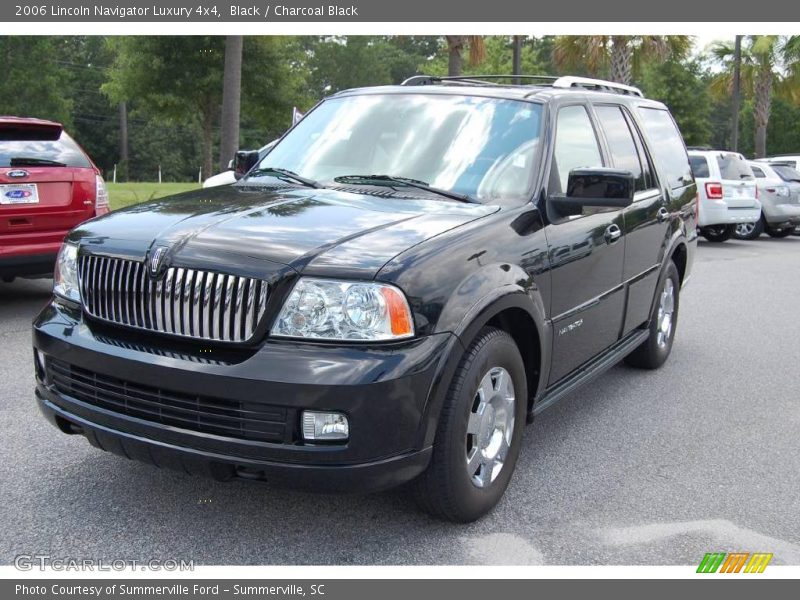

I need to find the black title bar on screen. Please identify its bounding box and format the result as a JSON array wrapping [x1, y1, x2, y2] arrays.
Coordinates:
[[2, 0, 796, 22]]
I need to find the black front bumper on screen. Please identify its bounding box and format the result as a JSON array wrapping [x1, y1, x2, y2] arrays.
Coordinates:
[[33, 301, 457, 493]]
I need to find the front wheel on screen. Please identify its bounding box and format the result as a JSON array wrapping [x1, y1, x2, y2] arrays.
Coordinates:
[[700, 224, 735, 242], [414, 327, 526, 522], [625, 261, 680, 370]]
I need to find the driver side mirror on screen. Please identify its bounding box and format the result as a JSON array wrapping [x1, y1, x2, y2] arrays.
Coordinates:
[[233, 150, 260, 180], [551, 168, 635, 217]]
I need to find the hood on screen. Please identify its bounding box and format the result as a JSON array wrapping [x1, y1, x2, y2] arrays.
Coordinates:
[[70, 184, 498, 279]]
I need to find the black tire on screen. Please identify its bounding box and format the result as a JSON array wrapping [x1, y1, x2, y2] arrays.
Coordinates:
[[414, 326, 527, 522], [700, 224, 735, 242], [625, 261, 680, 370], [765, 224, 794, 238], [733, 216, 764, 240]]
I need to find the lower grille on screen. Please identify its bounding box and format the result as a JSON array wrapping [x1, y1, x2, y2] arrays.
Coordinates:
[[48, 359, 292, 444]]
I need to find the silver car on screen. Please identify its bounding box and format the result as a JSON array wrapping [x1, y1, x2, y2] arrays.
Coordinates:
[[736, 161, 800, 239]]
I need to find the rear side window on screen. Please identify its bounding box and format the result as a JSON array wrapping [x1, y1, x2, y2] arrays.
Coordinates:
[[0, 129, 90, 168], [689, 156, 710, 178], [638, 108, 692, 190], [716, 154, 753, 180], [595, 105, 647, 192], [750, 165, 766, 178], [550, 105, 603, 194]]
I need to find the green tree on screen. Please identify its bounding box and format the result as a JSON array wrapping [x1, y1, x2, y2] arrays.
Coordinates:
[[52, 36, 119, 177], [0, 37, 73, 125], [553, 36, 692, 85], [299, 36, 438, 98], [711, 36, 800, 157], [422, 36, 548, 78], [103, 36, 301, 178], [641, 60, 711, 146], [103, 36, 225, 179]]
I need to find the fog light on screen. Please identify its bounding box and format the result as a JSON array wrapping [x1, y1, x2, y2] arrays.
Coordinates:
[[302, 411, 349, 441], [34, 349, 46, 381]]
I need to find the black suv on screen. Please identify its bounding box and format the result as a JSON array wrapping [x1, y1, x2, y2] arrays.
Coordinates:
[[33, 75, 697, 522]]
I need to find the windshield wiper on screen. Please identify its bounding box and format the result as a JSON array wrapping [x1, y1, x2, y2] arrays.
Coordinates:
[[333, 174, 479, 204], [248, 167, 321, 189], [9, 157, 66, 167]]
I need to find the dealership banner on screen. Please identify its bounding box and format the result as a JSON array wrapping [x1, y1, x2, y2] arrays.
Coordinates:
[[5, 579, 800, 599], [2, 0, 798, 22]]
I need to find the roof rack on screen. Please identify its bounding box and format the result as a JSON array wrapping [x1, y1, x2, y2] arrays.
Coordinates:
[[552, 76, 643, 97], [401, 75, 558, 87], [400, 74, 644, 98]]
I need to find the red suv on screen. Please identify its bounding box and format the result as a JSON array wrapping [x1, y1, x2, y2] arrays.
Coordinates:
[[0, 117, 109, 281]]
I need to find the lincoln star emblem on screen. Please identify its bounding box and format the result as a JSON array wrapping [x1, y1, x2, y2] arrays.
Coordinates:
[[149, 247, 168, 277]]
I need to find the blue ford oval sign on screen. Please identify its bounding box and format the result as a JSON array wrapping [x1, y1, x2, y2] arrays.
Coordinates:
[[5, 189, 32, 199], [7, 169, 29, 178]]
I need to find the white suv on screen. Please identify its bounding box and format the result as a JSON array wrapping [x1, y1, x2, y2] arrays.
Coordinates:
[[688, 150, 761, 242]]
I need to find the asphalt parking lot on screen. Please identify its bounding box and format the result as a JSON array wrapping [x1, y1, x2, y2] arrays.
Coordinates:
[[1, 236, 799, 566]]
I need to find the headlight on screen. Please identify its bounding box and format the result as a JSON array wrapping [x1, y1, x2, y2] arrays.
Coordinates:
[[776, 186, 790, 197], [53, 242, 80, 303], [272, 278, 414, 341]]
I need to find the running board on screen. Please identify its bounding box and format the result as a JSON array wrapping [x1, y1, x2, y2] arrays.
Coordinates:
[[529, 328, 650, 420]]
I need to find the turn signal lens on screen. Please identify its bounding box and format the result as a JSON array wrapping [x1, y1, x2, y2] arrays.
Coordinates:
[[381, 286, 413, 337]]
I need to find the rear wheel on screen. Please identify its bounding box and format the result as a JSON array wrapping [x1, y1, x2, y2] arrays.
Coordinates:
[[625, 261, 680, 370], [700, 224, 735, 242], [734, 216, 764, 240], [765, 224, 795, 238], [414, 327, 526, 522]]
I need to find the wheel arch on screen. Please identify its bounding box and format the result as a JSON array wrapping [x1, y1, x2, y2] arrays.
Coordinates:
[[417, 287, 550, 448]]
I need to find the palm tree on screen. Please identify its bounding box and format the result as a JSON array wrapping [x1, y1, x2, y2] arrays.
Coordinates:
[[445, 36, 486, 76], [219, 35, 243, 172], [553, 36, 691, 85], [731, 35, 743, 151], [711, 36, 800, 157]]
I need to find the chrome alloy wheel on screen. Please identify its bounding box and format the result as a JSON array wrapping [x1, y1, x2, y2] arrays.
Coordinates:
[[736, 222, 756, 237], [465, 366, 515, 488], [656, 278, 675, 349]]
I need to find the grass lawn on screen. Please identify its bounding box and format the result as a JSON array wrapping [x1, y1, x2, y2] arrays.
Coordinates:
[[107, 182, 201, 211]]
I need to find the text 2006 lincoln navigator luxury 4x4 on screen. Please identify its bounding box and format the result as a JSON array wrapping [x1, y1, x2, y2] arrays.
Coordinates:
[[33, 75, 697, 522]]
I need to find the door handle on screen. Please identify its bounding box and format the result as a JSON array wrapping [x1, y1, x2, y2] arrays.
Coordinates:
[[604, 223, 622, 244], [657, 207, 670, 222]]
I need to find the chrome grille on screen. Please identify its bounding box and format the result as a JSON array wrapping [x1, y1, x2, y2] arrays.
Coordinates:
[[78, 255, 268, 343]]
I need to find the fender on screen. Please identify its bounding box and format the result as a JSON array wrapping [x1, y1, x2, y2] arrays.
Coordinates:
[[414, 268, 551, 449], [645, 228, 689, 322]]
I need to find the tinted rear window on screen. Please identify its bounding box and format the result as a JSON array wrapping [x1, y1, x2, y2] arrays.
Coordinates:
[[638, 108, 692, 189], [689, 156, 710, 178], [716, 154, 753, 180], [0, 130, 90, 168], [772, 164, 800, 182]]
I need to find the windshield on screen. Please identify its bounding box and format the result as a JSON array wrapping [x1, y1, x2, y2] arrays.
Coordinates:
[[250, 93, 544, 204]]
